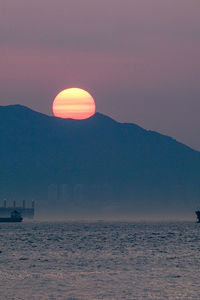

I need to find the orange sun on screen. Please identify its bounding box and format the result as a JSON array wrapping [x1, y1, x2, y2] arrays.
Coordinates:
[[52, 88, 96, 120]]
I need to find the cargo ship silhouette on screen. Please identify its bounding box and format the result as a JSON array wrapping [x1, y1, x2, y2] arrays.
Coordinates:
[[0, 200, 34, 219], [0, 210, 23, 223]]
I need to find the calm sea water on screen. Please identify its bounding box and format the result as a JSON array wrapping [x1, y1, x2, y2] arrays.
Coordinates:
[[0, 221, 200, 300]]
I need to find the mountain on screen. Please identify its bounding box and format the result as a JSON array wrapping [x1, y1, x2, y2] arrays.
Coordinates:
[[0, 105, 199, 218]]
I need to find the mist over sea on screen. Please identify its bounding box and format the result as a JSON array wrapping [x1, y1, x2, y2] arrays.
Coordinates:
[[0, 221, 200, 299]]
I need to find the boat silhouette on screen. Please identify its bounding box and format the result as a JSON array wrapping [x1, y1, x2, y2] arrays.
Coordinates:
[[0, 210, 23, 222], [195, 210, 200, 223]]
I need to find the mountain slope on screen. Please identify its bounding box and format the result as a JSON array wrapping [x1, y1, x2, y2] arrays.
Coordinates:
[[0, 105, 199, 215]]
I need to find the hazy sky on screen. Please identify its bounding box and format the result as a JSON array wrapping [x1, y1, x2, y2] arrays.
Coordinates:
[[0, 0, 200, 150]]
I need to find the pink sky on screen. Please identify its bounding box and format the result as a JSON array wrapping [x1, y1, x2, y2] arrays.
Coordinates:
[[0, 0, 200, 149]]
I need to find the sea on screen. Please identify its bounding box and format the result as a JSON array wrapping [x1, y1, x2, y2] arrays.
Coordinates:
[[0, 221, 200, 300]]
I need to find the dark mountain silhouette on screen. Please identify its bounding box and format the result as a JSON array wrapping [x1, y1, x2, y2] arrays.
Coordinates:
[[0, 104, 199, 217]]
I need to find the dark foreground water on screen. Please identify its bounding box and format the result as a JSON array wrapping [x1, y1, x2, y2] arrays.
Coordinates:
[[0, 221, 200, 300]]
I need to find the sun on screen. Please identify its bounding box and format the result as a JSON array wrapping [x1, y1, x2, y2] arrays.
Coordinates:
[[52, 88, 96, 120]]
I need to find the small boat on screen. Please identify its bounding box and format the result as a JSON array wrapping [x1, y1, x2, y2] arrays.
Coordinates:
[[195, 210, 200, 223], [0, 210, 23, 223]]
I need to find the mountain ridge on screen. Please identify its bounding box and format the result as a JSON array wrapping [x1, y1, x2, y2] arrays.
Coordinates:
[[1, 104, 197, 152], [0, 104, 199, 216]]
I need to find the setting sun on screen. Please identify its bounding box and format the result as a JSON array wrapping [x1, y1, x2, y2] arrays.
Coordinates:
[[52, 88, 96, 120]]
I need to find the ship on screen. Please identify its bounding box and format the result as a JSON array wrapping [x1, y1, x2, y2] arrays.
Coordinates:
[[0, 200, 34, 219], [0, 210, 23, 222], [195, 210, 200, 223]]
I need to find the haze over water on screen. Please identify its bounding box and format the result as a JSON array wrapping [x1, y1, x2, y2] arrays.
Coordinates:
[[0, 221, 200, 299]]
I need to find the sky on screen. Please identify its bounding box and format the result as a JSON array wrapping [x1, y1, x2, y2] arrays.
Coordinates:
[[0, 0, 200, 150]]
